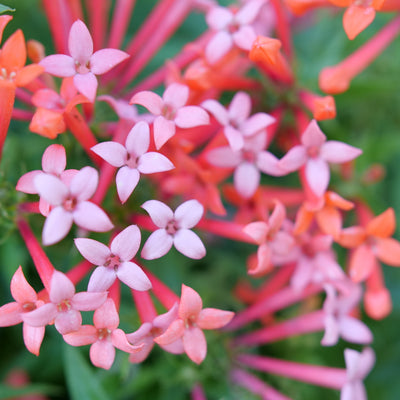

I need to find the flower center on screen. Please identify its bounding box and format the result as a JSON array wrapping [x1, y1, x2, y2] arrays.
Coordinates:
[[105, 254, 121, 270], [57, 299, 72, 312], [166, 220, 178, 235], [185, 314, 197, 328], [150, 327, 163, 337], [97, 328, 111, 340], [63, 196, 77, 211], [75, 61, 90, 74], [242, 149, 256, 163], [22, 302, 37, 312], [162, 103, 176, 120], [125, 153, 138, 169], [307, 145, 320, 158], [0, 67, 16, 81]]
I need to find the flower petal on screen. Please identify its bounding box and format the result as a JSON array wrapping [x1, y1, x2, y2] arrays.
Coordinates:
[[153, 116, 176, 149], [206, 6, 233, 30], [23, 324, 45, 356], [73, 72, 98, 102], [201, 99, 229, 125], [42, 207, 74, 246], [63, 325, 97, 346], [73, 201, 114, 232], [279, 145, 307, 172], [301, 119, 326, 148], [34, 174, 68, 206], [11, 266, 37, 304], [241, 112, 275, 137], [130, 91, 163, 115], [183, 326, 207, 364], [68, 20, 93, 65], [228, 92, 252, 124], [23, 303, 57, 327], [90, 49, 129, 75], [74, 238, 110, 266], [0, 302, 23, 326], [138, 152, 174, 174], [175, 106, 210, 128], [207, 146, 241, 168], [50, 271, 75, 303], [39, 54, 76, 77], [16, 170, 42, 194], [87, 266, 117, 292], [179, 284, 203, 321], [90, 340, 115, 370], [163, 83, 189, 109], [174, 229, 206, 259], [197, 308, 234, 329], [174, 200, 204, 229], [224, 125, 244, 151], [116, 261, 152, 291], [93, 298, 119, 330], [305, 158, 330, 197], [111, 225, 141, 261], [141, 200, 173, 228], [70, 166, 98, 201], [320, 141, 362, 164], [42, 144, 67, 174], [72, 291, 108, 311], [234, 162, 260, 198], [54, 309, 82, 334], [141, 229, 173, 260], [125, 121, 150, 157], [375, 237, 400, 266], [115, 166, 140, 204], [91, 142, 126, 167], [205, 31, 233, 64], [339, 316, 373, 344]]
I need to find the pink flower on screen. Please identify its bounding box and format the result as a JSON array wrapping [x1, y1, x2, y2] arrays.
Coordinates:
[[0, 267, 45, 355], [126, 303, 183, 363], [141, 199, 206, 260], [341, 348, 375, 400], [91, 121, 174, 203], [23, 270, 107, 335], [202, 91, 275, 151], [63, 298, 144, 370], [40, 20, 129, 102], [279, 119, 362, 197], [130, 83, 210, 149], [205, 0, 266, 64], [34, 166, 114, 245], [74, 225, 151, 292], [154, 284, 234, 364]]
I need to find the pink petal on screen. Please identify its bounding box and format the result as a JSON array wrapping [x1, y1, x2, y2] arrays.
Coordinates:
[[116, 166, 140, 203], [305, 158, 330, 197], [175, 106, 210, 128], [50, 271, 75, 303], [243, 221, 268, 244], [320, 141, 362, 164], [87, 266, 117, 292], [111, 224, 141, 261], [42, 206, 74, 246], [235, 0, 266, 25], [112, 328, 145, 353], [174, 200, 204, 229], [161, 339, 184, 354], [153, 303, 179, 330], [23, 324, 45, 356], [126, 322, 152, 344], [241, 113, 275, 137], [0, 302, 23, 326], [278, 145, 307, 172], [130, 91, 163, 115], [163, 83, 189, 109], [11, 266, 37, 304], [63, 325, 97, 346], [232, 25, 257, 51], [207, 146, 241, 168], [321, 314, 340, 346], [70, 166, 99, 201], [141, 200, 173, 228], [234, 162, 260, 198], [39, 54, 76, 77], [74, 238, 111, 266], [73, 201, 114, 232], [16, 170, 42, 194], [42, 144, 66, 174], [225, 125, 244, 151], [228, 92, 252, 125], [72, 291, 108, 311], [90, 340, 115, 369], [257, 151, 288, 176], [197, 308, 234, 329], [206, 7, 233, 30], [183, 326, 207, 364], [339, 316, 373, 344], [73, 72, 98, 102], [91, 142, 127, 167], [54, 309, 82, 334], [141, 229, 174, 260], [154, 319, 185, 345], [68, 20, 93, 65], [34, 174, 68, 206], [301, 119, 326, 148], [90, 49, 129, 75], [138, 152, 174, 174], [201, 99, 229, 125], [117, 262, 152, 291], [174, 229, 206, 259], [32, 88, 62, 109], [125, 121, 150, 157], [153, 116, 176, 149], [128, 342, 154, 363], [93, 298, 119, 330], [205, 31, 233, 64], [22, 303, 58, 327], [179, 284, 203, 320]]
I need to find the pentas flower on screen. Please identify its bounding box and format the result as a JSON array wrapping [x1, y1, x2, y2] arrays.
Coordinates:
[[74, 225, 152, 292], [154, 284, 234, 364], [341, 347, 375, 400], [205, 0, 266, 64], [130, 83, 210, 149], [0, 267, 45, 355], [91, 121, 174, 203], [34, 166, 114, 245], [202, 91, 276, 151], [207, 131, 286, 198], [40, 20, 129, 102], [279, 119, 362, 197], [126, 303, 184, 363], [63, 299, 144, 370], [22, 270, 107, 335], [141, 199, 206, 260]]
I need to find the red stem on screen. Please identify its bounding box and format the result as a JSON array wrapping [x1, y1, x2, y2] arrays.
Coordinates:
[[131, 290, 157, 323]]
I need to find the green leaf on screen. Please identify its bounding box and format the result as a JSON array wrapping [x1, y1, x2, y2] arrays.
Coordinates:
[[0, 383, 60, 399], [63, 346, 111, 400], [0, 4, 15, 13]]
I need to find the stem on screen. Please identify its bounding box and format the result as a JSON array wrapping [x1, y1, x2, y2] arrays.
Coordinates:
[[131, 290, 158, 323], [66, 260, 93, 286], [85, 0, 111, 51], [108, 0, 136, 49]]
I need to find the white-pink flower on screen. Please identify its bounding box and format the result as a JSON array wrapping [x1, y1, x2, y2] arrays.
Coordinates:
[[22, 271, 107, 335], [130, 83, 210, 149], [141, 199, 206, 260], [279, 119, 362, 197], [40, 20, 129, 102], [202, 91, 275, 151], [91, 121, 174, 203], [34, 166, 114, 245], [74, 225, 151, 292]]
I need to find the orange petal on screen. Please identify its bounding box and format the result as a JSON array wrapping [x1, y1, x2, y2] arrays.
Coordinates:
[[0, 15, 12, 44], [313, 95, 336, 120], [364, 288, 392, 320], [247, 244, 273, 277], [337, 226, 366, 248], [0, 29, 26, 71], [29, 108, 65, 139], [316, 206, 342, 238], [15, 64, 44, 87], [284, 0, 332, 15], [366, 207, 395, 238], [328, 0, 352, 6], [349, 244, 376, 282], [293, 206, 314, 235], [197, 308, 234, 330], [325, 191, 354, 210], [375, 237, 400, 266], [343, 5, 376, 40]]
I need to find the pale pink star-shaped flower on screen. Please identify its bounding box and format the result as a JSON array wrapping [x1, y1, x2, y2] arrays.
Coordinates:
[[63, 298, 144, 370], [22, 270, 107, 335], [341, 347, 375, 400], [34, 166, 114, 245], [74, 224, 151, 292], [0, 267, 45, 355], [279, 119, 362, 197], [154, 284, 234, 364], [91, 121, 174, 203], [130, 83, 210, 149], [40, 20, 129, 102], [205, 0, 266, 64], [141, 199, 206, 260], [202, 91, 275, 151]]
